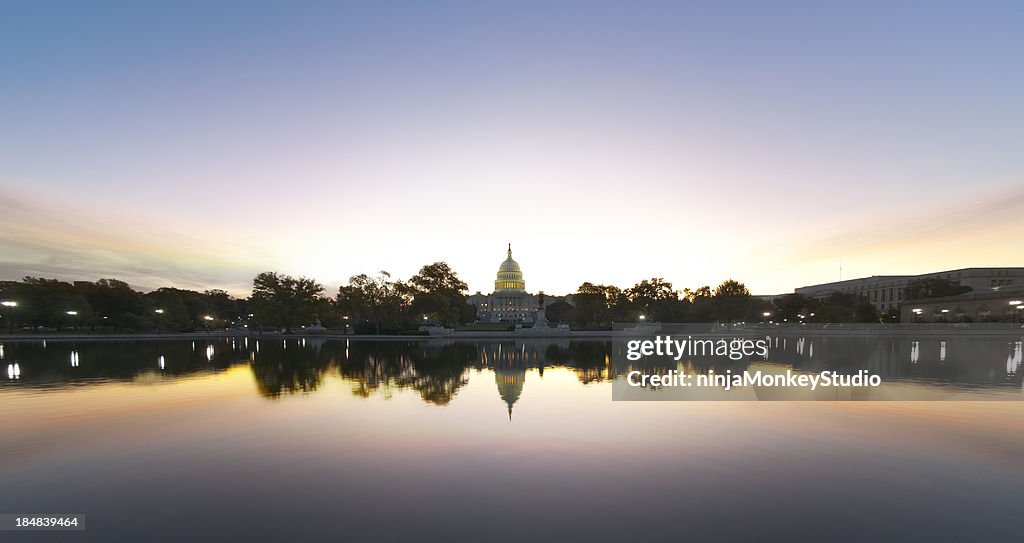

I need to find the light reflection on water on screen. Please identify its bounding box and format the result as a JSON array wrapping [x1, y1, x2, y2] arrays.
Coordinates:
[[0, 338, 1022, 541]]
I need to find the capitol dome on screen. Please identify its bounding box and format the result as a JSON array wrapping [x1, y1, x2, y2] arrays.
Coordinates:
[[495, 244, 526, 292]]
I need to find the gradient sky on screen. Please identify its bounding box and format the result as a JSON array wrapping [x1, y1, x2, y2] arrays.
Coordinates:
[[2, 1, 1022, 297]]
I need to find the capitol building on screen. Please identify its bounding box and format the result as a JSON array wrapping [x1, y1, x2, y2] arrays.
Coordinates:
[[466, 245, 571, 324]]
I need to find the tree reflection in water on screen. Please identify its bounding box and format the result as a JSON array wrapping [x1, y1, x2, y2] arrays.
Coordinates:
[[333, 339, 611, 406], [244, 338, 615, 405], [249, 337, 333, 398], [4, 334, 1017, 407]]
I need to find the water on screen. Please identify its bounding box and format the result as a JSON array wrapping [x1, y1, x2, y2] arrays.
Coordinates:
[[1, 337, 1023, 541]]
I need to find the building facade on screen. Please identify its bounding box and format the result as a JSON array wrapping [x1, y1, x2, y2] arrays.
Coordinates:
[[899, 288, 1024, 323], [466, 245, 571, 323], [795, 268, 1024, 313]]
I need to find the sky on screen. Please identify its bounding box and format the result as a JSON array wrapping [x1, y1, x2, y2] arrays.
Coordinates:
[[1, 0, 1022, 297]]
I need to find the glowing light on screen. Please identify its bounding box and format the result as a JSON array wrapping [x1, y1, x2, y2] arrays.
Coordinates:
[[154, 309, 164, 314], [159, 355, 165, 370], [1010, 300, 1023, 306], [70, 350, 79, 367], [206, 345, 214, 361], [0, 301, 17, 307], [66, 310, 78, 316]]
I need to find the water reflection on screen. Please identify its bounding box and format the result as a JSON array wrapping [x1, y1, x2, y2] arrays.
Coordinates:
[[2, 337, 1023, 542], [1009, 341, 1023, 375], [620, 333, 1024, 392], [2, 335, 1022, 404]]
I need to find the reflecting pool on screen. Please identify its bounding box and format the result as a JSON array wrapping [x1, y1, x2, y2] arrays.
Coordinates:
[[1, 338, 1023, 541]]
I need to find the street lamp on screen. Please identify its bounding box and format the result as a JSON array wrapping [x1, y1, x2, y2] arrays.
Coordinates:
[[203, 315, 213, 333], [1, 301, 17, 333], [154, 308, 164, 334]]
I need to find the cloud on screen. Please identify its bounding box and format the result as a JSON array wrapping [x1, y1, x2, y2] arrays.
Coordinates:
[[0, 184, 269, 295], [785, 183, 1024, 263]]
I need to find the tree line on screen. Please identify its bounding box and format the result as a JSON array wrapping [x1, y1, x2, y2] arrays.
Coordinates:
[[559, 278, 891, 327], [0, 265, 969, 333], [0, 277, 243, 332]]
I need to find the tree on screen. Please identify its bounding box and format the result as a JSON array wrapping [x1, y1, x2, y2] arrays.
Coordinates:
[[408, 262, 467, 296], [544, 301, 574, 323], [408, 262, 470, 326], [855, 301, 879, 323], [682, 285, 713, 321], [249, 272, 325, 333], [811, 293, 862, 323], [573, 282, 622, 328], [904, 278, 971, 299], [626, 278, 679, 321], [337, 271, 411, 334], [711, 279, 751, 323], [83, 279, 147, 331], [773, 293, 812, 322], [143, 288, 191, 331], [203, 289, 242, 323]]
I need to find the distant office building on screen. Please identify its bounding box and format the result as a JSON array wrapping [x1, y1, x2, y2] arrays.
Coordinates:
[[466, 245, 572, 323], [795, 268, 1024, 312], [899, 288, 1024, 323]]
